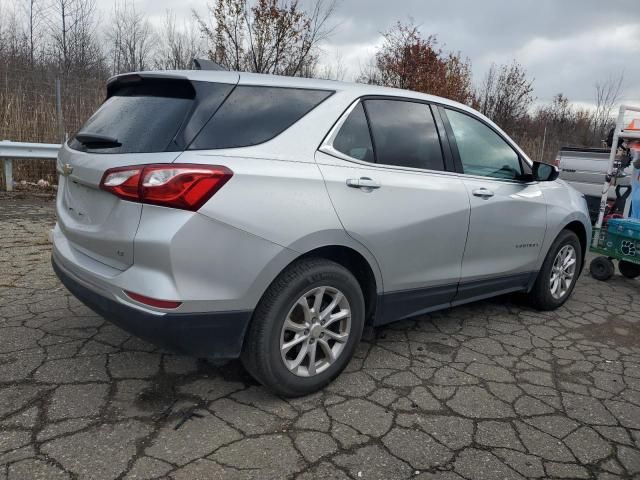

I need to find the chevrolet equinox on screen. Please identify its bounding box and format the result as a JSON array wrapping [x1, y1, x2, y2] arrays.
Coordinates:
[[52, 70, 591, 396]]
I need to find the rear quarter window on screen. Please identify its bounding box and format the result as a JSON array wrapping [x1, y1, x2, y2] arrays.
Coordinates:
[[189, 86, 333, 150], [333, 103, 374, 162]]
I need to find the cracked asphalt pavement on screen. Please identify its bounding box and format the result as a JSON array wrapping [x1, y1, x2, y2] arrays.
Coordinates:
[[1, 195, 640, 480]]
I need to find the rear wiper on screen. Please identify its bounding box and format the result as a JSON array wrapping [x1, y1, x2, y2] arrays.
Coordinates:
[[74, 132, 121, 148]]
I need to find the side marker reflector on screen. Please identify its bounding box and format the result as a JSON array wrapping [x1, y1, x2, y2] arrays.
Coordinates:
[[124, 291, 182, 309]]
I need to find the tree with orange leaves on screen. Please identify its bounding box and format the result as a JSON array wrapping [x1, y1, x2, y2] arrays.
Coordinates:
[[359, 21, 475, 106]]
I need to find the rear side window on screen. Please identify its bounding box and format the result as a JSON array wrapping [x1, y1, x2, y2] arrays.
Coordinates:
[[363, 99, 445, 171], [189, 86, 332, 150], [69, 78, 196, 154], [333, 103, 374, 162]]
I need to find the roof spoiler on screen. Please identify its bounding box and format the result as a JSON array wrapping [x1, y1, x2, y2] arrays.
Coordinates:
[[106, 73, 195, 99], [192, 58, 228, 71]]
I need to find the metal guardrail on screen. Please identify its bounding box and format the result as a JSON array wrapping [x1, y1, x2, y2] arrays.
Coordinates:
[[0, 141, 61, 192]]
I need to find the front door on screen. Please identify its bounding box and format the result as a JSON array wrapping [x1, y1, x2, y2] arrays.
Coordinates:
[[441, 107, 547, 304]]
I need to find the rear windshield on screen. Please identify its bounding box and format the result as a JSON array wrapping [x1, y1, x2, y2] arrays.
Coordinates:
[[69, 78, 196, 154], [70, 80, 332, 154], [188, 86, 332, 150]]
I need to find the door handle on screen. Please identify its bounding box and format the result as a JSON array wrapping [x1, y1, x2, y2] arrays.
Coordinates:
[[346, 177, 381, 190], [472, 188, 494, 198]]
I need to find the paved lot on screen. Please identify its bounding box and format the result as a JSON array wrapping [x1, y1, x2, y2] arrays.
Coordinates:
[[1, 195, 639, 480]]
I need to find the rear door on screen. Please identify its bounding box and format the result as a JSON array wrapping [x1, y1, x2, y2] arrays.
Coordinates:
[[317, 98, 470, 322], [56, 74, 238, 270], [441, 107, 547, 302]]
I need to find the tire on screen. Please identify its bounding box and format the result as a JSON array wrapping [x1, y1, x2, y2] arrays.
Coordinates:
[[619, 260, 640, 279], [528, 230, 582, 310], [590, 256, 615, 281], [241, 258, 365, 397]]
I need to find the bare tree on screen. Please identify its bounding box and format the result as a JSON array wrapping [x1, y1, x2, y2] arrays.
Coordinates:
[[194, 0, 338, 77], [106, 0, 154, 74], [154, 11, 202, 70], [1, 0, 45, 64], [522, 93, 594, 162], [357, 54, 381, 85], [317, 49, 347, 81], [22, 0, 42, 64], [49, 0, 81, 69], [0, 1, 29, 63], [592, 73, 624, 141], [477, 61, 535, 134], [48, 0, 104, 74]]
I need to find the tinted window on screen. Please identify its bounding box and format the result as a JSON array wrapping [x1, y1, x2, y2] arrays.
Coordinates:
[[175, 82, 235, 149], [446, 109, 522, 180], [363, 99, 444, 170], [190, 86, 332, 149], [333, 103, 374, 162], [69, 79, 195, 154]]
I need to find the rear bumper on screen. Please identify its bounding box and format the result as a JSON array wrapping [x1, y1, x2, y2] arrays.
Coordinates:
[[52, 255, 252, 359]]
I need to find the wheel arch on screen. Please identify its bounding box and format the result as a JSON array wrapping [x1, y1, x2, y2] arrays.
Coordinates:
[[295, 245, 379, 323], [562, 220, 588, 273], [248, 238, 382, 329]]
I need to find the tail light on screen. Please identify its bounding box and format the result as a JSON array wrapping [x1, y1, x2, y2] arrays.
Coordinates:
[[100, 164, 232, 211], [553, 155, 561, 167]]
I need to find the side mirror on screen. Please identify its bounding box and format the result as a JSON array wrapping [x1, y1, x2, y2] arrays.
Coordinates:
[[533, 161, 559, 182]]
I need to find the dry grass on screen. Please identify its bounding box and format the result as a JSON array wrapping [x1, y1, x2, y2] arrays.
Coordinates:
[[1, 66, 104, 186]]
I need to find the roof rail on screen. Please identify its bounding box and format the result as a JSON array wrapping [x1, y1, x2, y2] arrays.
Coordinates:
[[192, 58, 228, 71]]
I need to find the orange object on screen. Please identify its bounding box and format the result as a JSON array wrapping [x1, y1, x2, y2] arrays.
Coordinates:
[[625, 119, 640, 130]]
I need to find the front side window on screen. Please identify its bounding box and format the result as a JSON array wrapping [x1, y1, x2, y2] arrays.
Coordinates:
[[364, 99, 445, 171], [190, 86, 332, 149], [446, 109, 522, 180], [333, 103, 374, 162]]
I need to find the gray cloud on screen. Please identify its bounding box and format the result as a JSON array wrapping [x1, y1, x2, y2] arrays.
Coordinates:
[[120, 0, 640, 107], [318, 0, 640, 106]]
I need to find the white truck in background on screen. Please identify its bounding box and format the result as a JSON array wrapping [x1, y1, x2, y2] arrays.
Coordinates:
[[557, 146, 631, 223]]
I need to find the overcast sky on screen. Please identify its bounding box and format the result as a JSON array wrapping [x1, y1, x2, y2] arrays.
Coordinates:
[[129, 0, 639, 108]]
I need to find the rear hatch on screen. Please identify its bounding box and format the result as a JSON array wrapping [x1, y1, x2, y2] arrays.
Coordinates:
[[56, 73, 238, 270]]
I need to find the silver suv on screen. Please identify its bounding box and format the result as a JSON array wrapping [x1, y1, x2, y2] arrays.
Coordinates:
[[52, 70, 591, 396]]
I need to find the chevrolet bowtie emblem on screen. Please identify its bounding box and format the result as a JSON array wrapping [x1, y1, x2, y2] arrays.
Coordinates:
[[62, 163, 73, 176]]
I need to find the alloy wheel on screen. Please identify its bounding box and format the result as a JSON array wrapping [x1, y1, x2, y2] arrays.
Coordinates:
[[280, 286, 351, 377], [549, 245, 577, 299]]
